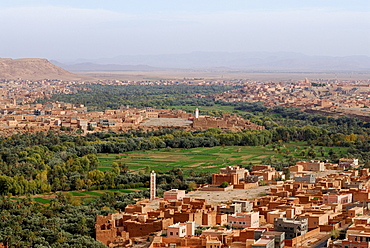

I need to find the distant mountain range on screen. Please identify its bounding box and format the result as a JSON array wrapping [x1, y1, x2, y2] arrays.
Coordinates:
[[54, 52, 370, 72]]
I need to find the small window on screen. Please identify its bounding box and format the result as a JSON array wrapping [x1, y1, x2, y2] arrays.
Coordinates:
[[170, 232, 173, 235]]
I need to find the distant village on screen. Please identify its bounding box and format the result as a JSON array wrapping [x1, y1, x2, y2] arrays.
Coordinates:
[[0, 100, 264, 136], [200, 78, 370, 120], [1, 77, 370, 136], [0, 78, 269, 136]]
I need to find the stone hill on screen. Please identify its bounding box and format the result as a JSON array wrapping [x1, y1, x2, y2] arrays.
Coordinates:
[[0, 58, 87, 80]]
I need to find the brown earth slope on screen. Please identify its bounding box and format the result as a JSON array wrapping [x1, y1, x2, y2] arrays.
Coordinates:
[[0, 58, 88, 80]]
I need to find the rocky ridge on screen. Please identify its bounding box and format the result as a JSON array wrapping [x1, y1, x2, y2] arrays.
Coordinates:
[[0, 58, 86, 80]]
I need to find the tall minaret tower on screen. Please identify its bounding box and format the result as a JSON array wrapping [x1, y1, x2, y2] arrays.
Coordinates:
[[150, 170, 156, 201], [195, 108, 199, 119]]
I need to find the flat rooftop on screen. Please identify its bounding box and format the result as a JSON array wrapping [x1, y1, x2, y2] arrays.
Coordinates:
[[254, 238, 272, 245]]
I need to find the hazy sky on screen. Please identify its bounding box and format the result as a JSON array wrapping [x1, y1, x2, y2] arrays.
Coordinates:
[[1, 0, 369, 60]]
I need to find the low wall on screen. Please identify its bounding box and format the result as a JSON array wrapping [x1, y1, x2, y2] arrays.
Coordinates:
[[200, 185, 234, 191], [234, 182, 258, 189]]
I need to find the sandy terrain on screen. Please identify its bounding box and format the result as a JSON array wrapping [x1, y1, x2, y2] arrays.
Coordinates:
[[186, 185, 273, 205]]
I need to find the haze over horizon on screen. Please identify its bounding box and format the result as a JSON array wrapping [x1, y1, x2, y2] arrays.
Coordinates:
[[0, 0, 369, 62]]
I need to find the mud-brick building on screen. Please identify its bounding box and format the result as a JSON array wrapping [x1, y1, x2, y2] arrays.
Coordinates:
[[95, 213, 131, 247]]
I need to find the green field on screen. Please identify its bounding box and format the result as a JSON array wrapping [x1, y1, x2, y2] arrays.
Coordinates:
[[97, 143, 349, 173], [70, 192, 86, 196], [34, 198, 51, 204]]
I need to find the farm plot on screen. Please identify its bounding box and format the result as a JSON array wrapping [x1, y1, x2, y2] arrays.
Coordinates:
[[97, 143, 348, 174]]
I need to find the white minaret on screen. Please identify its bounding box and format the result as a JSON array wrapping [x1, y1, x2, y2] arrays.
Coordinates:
[[195, 108, 199, 119], [150, 170, 156, 201]]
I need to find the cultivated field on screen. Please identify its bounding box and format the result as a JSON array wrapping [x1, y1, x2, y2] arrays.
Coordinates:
[[97, 143, 348, 174]]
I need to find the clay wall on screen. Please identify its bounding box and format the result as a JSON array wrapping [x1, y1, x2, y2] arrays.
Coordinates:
[[212, 173, 239, 185], [124, 218, 173, 237]]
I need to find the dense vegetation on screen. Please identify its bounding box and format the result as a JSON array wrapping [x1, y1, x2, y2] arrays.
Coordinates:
[[0, 191, 149, 247], [36, 85, 238, 111], [0, 119, 369, 197]]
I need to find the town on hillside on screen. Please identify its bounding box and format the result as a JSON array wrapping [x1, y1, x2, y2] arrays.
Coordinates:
[[95, 158, 368, 248]]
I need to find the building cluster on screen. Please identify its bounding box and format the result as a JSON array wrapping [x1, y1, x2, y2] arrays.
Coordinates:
[[0, 77, 253, 136], [1, 77, 370, 136], [210, 165, 284, 190], [95, 195, 261, 247], [290, 159, 359, 173], [0, 79, 89, 105], [199, 78, 370, 119], [0, 100, 264, 136], [333, 216, 370, 248], [193, 114, 264, 131], [95, 159, 370, 248]]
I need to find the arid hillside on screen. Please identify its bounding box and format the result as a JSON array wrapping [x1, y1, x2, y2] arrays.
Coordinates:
[[0, 58, 88, 80]]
